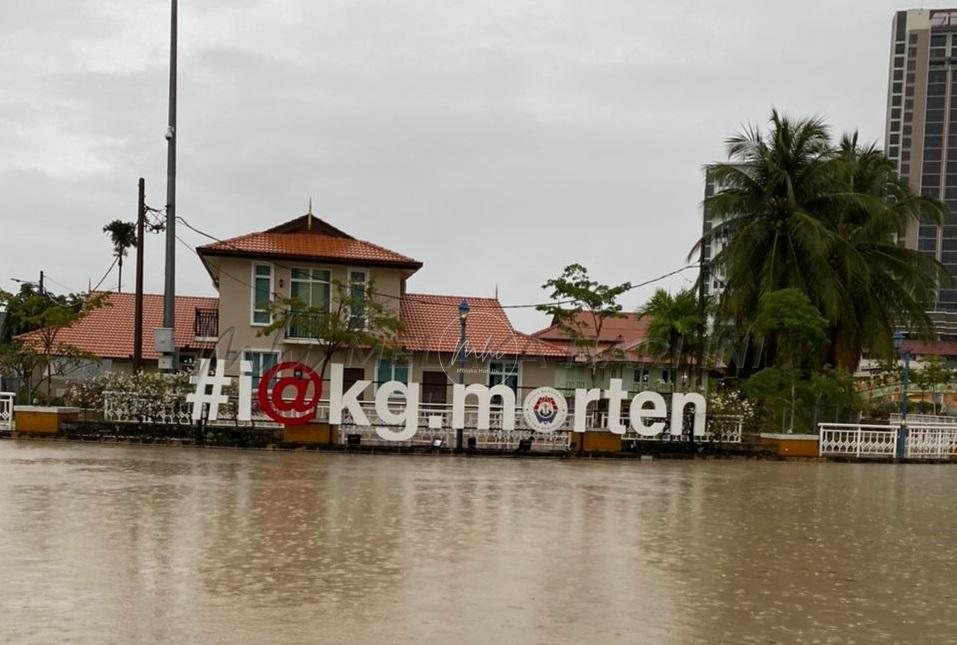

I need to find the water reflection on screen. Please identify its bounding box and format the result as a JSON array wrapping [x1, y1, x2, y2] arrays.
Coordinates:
[[0, 442, 954, 644]]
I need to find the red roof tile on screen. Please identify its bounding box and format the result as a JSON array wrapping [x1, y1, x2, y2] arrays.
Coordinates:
[[17, 292, 218, 361], [399, 294, 565, 358], [902, 340, 957, 358], [198, 216, 422, 271], [533, 312, 650, 344]]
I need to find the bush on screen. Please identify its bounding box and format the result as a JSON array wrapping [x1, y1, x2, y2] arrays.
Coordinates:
[[65, 370, 193, 415]]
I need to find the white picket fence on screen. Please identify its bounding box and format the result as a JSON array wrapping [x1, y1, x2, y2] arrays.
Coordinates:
[[0, 392, 13, 431], [819, 422, 957, 460]]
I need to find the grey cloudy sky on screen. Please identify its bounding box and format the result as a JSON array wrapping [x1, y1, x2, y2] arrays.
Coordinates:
[[0, 0, 935, 331]]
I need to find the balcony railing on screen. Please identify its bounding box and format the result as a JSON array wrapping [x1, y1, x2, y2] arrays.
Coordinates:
[[285, 311, 329, 342], [194, 308, 219, 340]]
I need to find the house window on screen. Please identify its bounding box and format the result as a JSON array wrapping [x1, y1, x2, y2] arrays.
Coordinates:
[[289, 268, 331, 338], [290, 268, 332, 312], [488, 361, 519, 392], [376, 358, 410, 385], [635, 369, 650, 383], [251, 264, 273, 325], [349, 270, 368, 329], [243, 350, 279, 391], [661, 369, 672, 384]]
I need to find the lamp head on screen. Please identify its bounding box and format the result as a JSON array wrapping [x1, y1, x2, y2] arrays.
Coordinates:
[[892, 330, 904, 354], [458, 299, 470, 322]]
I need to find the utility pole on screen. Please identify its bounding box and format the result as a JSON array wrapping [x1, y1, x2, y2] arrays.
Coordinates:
[[161, 0, 178, 371], [133, 178, 146, 373], [39, 270, 44, 296]]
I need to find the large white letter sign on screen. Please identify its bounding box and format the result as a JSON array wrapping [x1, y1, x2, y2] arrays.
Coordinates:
[[573, 388, 601, 433], [452, 384, 516, 430], [329, 363, 371, 426], [604, 379, 629, 435], [630, 391, 667, 437], [670, 392, 707, 438], [374, 381, 420, 441], [237, 359, 253, 422]]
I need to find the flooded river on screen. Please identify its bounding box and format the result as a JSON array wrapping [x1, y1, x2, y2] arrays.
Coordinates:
[[0, 442, 954, 644]]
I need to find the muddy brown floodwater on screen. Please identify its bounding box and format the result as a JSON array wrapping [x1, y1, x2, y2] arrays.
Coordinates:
[[0, 442, 955, 644]]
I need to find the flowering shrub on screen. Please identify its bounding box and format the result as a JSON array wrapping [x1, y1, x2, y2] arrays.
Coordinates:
[[707, 383, 756, 421], [65, 370, 193, 418]]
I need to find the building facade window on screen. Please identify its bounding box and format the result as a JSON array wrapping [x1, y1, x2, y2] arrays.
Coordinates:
[[243, 350, 279, 390], [251, 263, 273, 325], [290, 268, 331, 312], [288, 268, 331, 338], [376, 358, 410, 385], [488, 361, 520, 392]]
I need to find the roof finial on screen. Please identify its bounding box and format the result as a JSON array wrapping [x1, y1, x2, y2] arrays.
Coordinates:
[[307, 197, 313, 230], [495, 283, 499, 300]]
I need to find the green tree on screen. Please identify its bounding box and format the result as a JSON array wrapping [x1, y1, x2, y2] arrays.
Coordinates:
[[822, 135, 944, 368], [743, 289, 841, 432], [752, 288, 829, 369], [537, 264, 632, 386], [695, 110, 945, 372], [102, 220, 137, 292], [913, 356, 953, 414], [637, 288, 701, 388], [0, 290, 109, 402]]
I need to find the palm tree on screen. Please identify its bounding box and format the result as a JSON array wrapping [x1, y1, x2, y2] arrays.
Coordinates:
[[102, 220, 137, 292], [694, 110, 946, 372], [638, 288, 700, 387]]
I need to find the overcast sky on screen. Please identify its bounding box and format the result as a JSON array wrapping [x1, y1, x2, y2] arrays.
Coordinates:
[[0, 1, 939, 331]]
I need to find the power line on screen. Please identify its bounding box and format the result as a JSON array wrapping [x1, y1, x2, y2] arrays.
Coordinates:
[[42, 274, 79, 294], [90, 257, 119, 293]]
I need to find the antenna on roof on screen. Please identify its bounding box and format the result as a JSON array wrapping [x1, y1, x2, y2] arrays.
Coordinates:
[[495, 283, 499, 300], [307, 197, 313, 230]]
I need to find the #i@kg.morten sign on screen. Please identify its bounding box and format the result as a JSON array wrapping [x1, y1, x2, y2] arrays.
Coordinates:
[[186, 359, 708, 440]]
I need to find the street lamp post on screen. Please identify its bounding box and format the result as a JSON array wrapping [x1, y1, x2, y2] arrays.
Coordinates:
[[893, 331, 911, 460], [456, 299, 470, 452]]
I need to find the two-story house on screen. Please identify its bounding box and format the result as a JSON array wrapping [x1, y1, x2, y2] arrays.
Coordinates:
[[196, 212, 566, 406]]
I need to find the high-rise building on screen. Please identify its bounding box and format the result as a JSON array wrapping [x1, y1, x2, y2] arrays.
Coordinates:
[[886, 9, 957, 312], [700, 164, 734, 301]]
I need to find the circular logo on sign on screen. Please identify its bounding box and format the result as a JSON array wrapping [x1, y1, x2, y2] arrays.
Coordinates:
[[257, 362, 323, 426], [522, 387, 568, 433]]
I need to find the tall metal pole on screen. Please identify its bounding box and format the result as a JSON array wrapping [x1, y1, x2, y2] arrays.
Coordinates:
[[898, 350, 911, 460], [456, 300, 469, 452], [162, 0, 178, 368], [133, 178, 146, 373]]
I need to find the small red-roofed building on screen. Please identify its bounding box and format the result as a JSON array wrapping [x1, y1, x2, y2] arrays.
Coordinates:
[[14, 292, 219, 396], [531, 311, 683, 392]]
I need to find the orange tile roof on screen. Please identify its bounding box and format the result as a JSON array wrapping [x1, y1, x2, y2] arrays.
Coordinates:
[[399, 294, 566, 358], [531, 312, 671, 364], [17, 292, 218, 361], [902, 340, 957, 357], [198, 219, 422, 271], [533, 311, 650, 344]]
